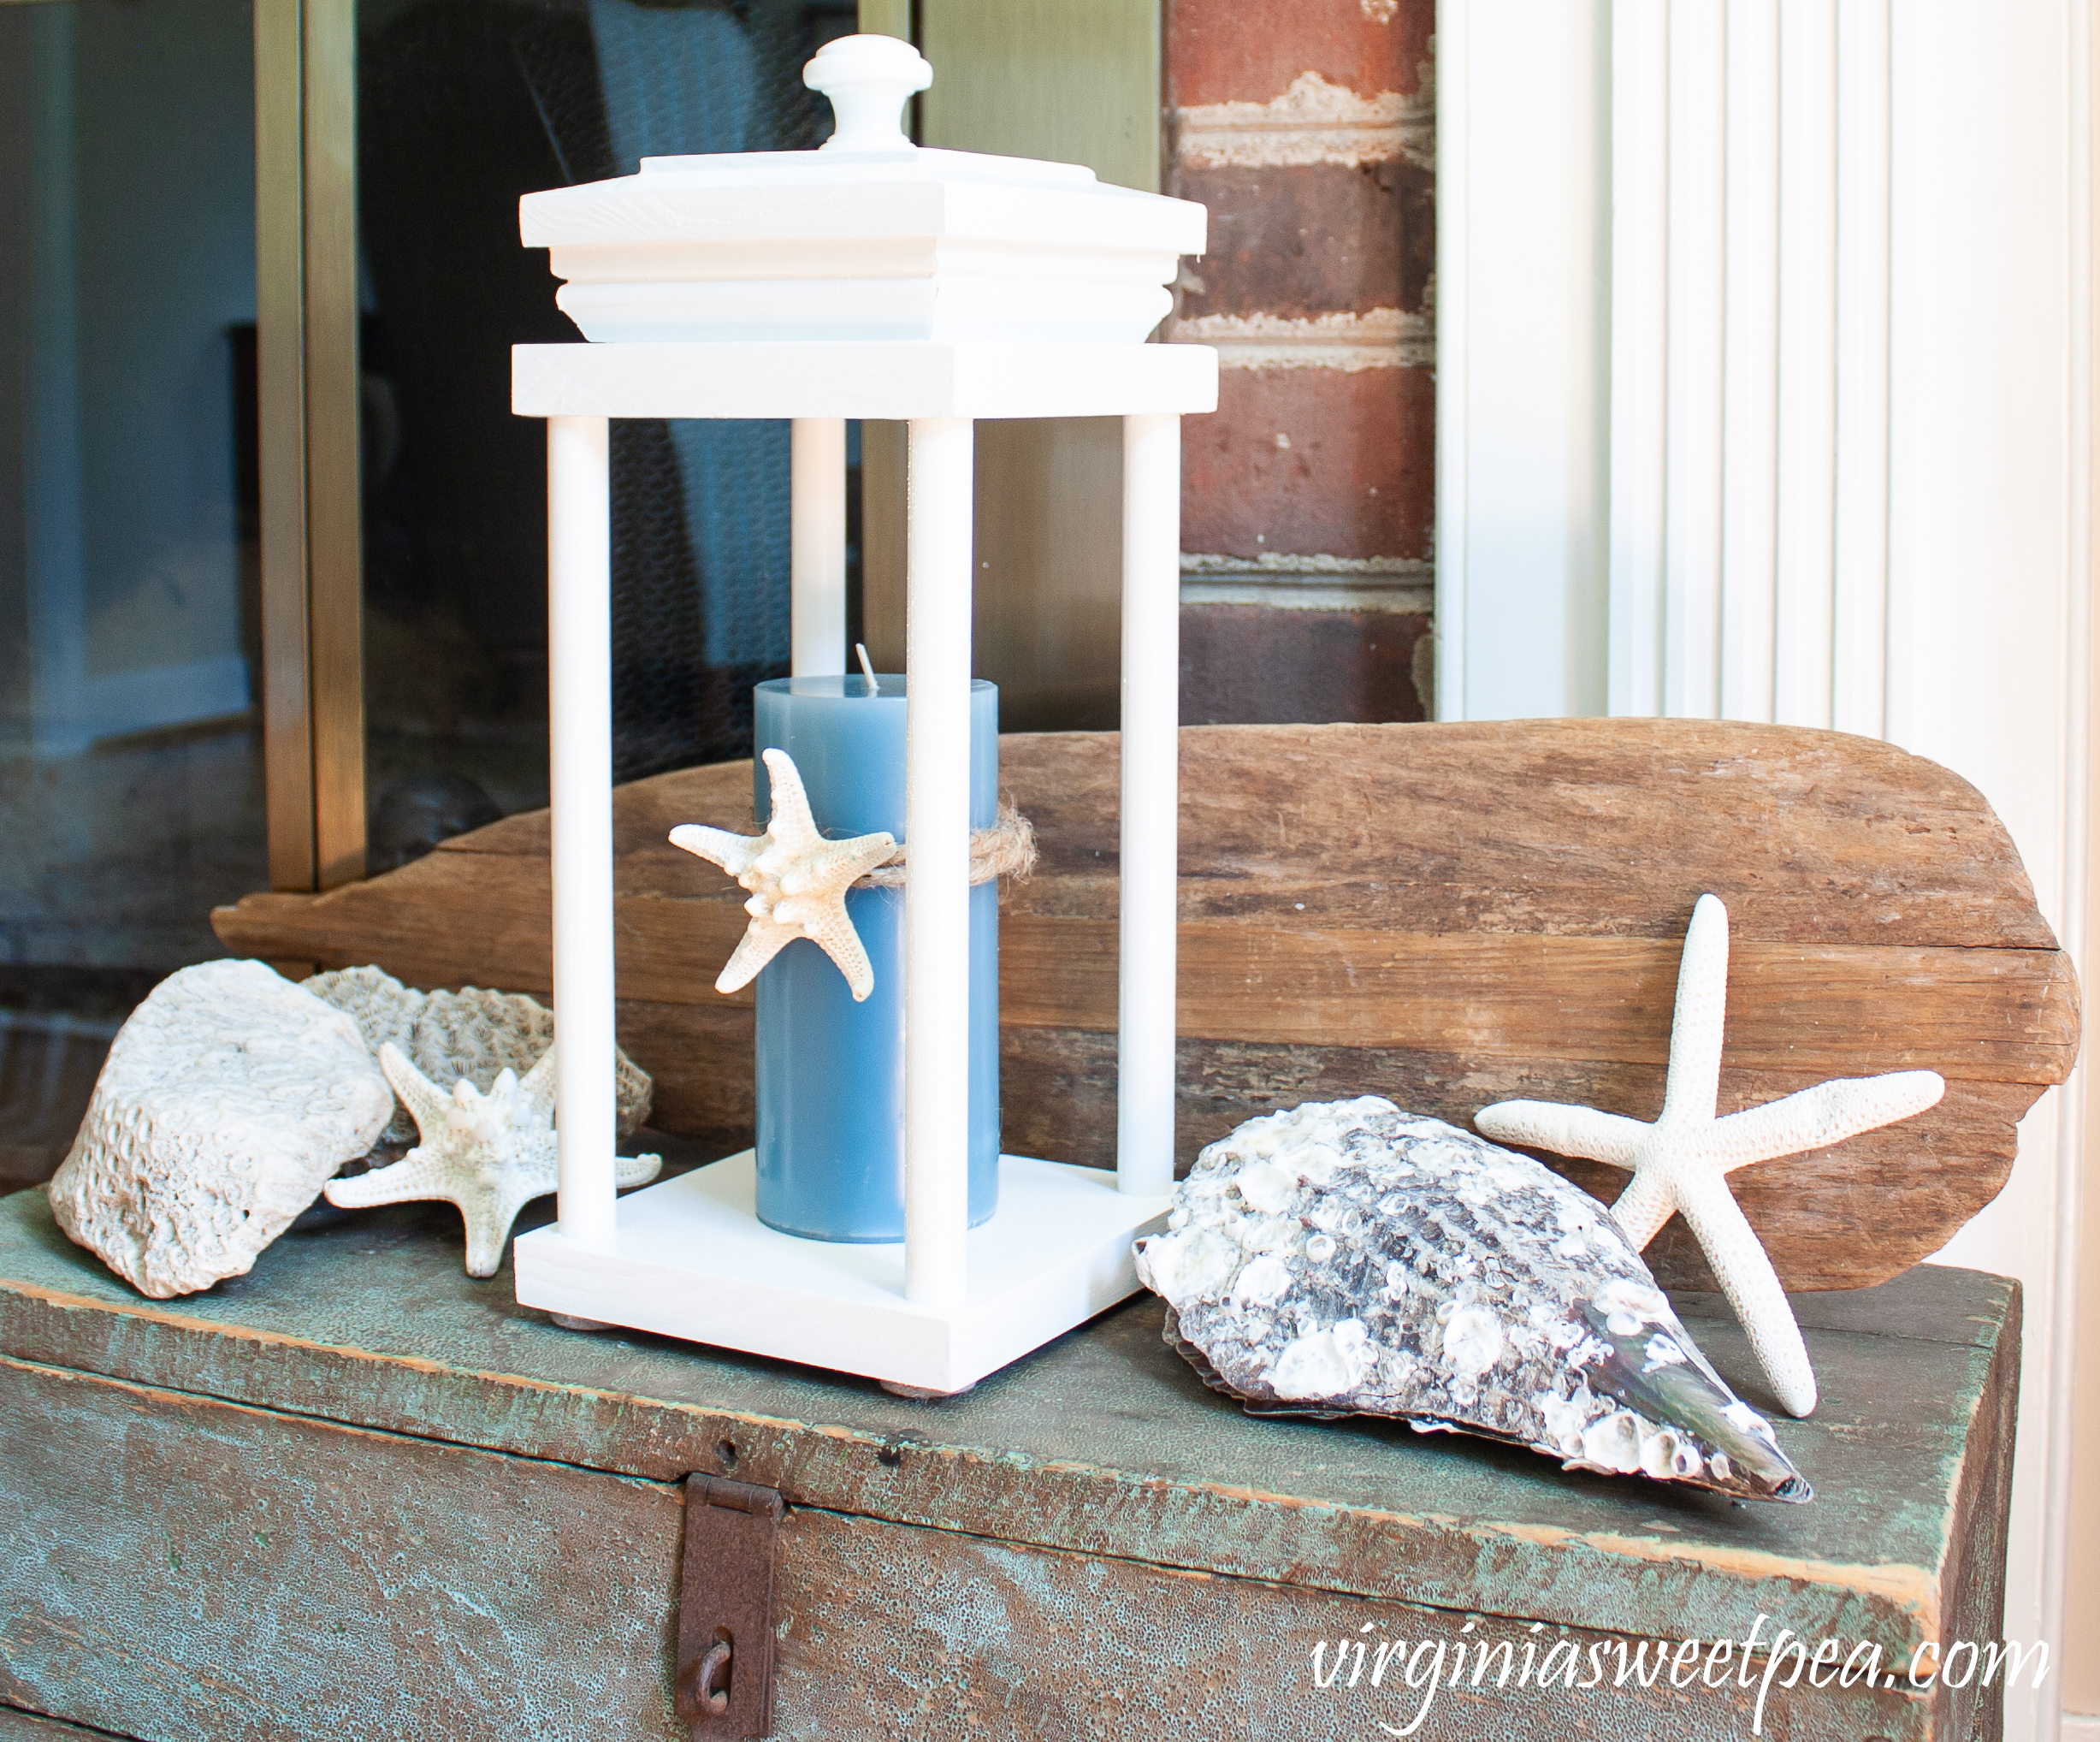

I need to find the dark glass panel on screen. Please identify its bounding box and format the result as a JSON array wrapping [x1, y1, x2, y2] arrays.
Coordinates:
[[0, 0, 263, 1188], [357, 0, 860, 876]]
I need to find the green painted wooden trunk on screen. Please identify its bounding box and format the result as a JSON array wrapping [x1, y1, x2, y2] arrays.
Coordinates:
[[0, 1188, 2016, 1741]]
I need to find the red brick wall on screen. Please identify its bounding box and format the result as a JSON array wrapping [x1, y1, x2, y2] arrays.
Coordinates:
[[1165, 0, 1435, 725]]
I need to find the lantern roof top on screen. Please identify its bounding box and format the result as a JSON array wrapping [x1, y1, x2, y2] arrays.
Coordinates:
[[519, 34, 1206, 260]]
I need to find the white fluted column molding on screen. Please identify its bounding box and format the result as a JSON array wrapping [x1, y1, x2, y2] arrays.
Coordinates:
[[1605, 0, 1892, 736]]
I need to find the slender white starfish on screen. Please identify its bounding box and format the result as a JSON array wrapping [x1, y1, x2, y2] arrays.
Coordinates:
[[323, 1042, 661, 1277], [669, 746, 897, 1001], [1473, 893, 1943, 1419]]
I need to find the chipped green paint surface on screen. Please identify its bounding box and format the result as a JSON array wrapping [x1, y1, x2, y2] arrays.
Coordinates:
[[0, 1188, 2015, 1673], [2, 1361, 1959, 1742], [2, 1354, 683, 1742], [772, 1508, 1943, 1741], [0, 1706, 127, 1739]]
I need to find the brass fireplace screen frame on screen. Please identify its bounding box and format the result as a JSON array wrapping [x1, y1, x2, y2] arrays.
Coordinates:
[[254, 0, 364, 896], [0, 0, 358, 892], [0, 0, 357, 882]]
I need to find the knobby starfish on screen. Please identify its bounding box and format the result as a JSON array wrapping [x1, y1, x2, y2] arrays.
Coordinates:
[[668, 746, 897, 1001], [323, 1042, 661, 1277], [1473, 893, 1943, 1418]]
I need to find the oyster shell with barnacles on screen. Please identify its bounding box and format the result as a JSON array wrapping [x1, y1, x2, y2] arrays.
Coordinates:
[[1134, 1097, 1812, 1503]]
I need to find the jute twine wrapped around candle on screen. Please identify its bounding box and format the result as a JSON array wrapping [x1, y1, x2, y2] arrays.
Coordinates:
[[858, 803, 1037, 889]]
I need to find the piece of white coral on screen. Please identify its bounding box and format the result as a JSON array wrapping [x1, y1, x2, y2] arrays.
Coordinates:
[[304, 966, 653, 1144]]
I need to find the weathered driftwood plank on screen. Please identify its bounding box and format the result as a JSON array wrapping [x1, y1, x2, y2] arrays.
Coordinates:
[[0, 1190, 2019, 1674], [1002, 1034, 2044, 1299], [211, 720, 2079, 1292], [1005, 917, 2071, 1078]]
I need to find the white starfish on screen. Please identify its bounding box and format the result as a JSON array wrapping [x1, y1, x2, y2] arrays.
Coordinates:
[[323, 1041, 661, 1277], [1473, 893, 1943, 1419], [668, 746, 897, 1001]]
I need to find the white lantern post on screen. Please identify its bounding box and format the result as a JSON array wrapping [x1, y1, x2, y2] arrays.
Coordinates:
[[789, 417, 847, 678], [1119, 410, 1184, 1202], [511, 36, 1216, 1393], [545, 413, 616, 1253]]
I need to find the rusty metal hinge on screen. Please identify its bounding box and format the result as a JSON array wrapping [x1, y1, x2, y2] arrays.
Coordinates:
[[676, 1473, 784, 1740]]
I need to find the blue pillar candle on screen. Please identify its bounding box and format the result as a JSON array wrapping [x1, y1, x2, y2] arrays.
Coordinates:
[[750, 673, 1000, 1241]]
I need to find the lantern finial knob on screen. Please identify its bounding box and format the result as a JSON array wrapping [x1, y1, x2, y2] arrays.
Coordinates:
[[805, 34, 931, 156]]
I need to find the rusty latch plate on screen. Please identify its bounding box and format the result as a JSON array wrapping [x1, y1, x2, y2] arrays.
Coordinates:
[[676, 1473, 784, 1739]]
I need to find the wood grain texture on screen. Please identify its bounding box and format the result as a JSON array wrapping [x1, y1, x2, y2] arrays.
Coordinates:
[[1004, 1032, 2044, 1295], [0, 1343, 1989, 1742], [0, 1355, 684, 1742], [775, 1508, 1956, 1741], [0, 1190, 2018, 1671], [1003, 917, 2072, 1080], [210, 720, 2079, 1290]]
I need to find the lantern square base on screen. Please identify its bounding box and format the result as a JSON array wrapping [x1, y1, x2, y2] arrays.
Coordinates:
[[512, 1152, 1173, 1393]]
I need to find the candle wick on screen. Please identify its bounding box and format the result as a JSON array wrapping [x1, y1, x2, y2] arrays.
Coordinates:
[[855, 643, 878, 696]]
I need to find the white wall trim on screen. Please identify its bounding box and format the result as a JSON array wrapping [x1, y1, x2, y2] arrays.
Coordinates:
[[1432, 0, 1468, 722], [83, 654, 252, 743], [9, 655, 252, 757], [1442, 6, 2092, 1735], [1435, 0, 1610, 721], [1831, 0, 1893, 740], [1604, 0, 1897, 730], [1719, 0, 1780, 724], [1607, 0, 1669, 718], [1773, 0, 1838, 730], [2044, 0, 2094, 1722]]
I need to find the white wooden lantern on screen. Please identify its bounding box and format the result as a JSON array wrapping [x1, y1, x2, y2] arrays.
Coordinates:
[[509, 35, 1216, 1393]]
